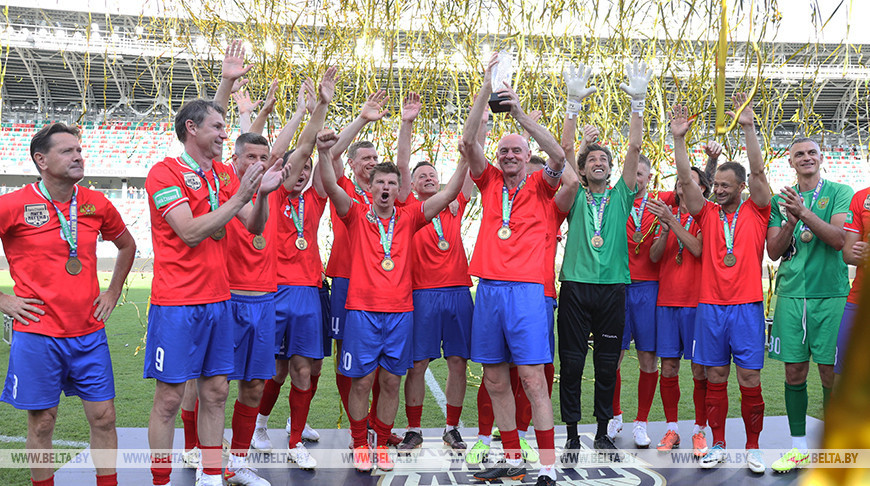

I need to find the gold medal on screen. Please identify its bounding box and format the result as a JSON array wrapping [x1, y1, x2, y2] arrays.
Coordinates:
[[437, 240, 450, 251], [381, 258, 395, 271], [591, 235, 604, 248], [65, 256, 82, 275], [295, 237, 308, 251], [252, 235, 266, 250], [723, 253, 737, 267], [497, 226, 511, 240], [211, 227, 226, 240], [675, 253, 683, 265], [631, 231, 643, 243], [800, 230, 814, 243]]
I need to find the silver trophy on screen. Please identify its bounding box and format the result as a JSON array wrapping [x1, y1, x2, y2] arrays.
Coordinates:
[[488, 51, 514, 113]]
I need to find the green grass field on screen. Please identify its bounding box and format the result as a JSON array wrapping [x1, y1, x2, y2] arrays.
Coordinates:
[[0, 272, 825, 485]]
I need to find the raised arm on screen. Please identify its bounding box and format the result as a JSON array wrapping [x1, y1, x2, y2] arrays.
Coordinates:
[[520, 110, 542, 142], [397, 92, 421, 202], [462, 52, 499, 178], [318, 130, 352, 217], [330, 90, 389, 177], [730, 92, 770, 208], [232, 88, 259, 134], [280, 68, 336, 190], [249, 79, 281, 135], [703, 140, 722, 185], [555, 162, 580, 213], [619, 60, 653, 191], [423, 149, 469, 220], [562, 63, 598, 172], [671, 104, 705, 215], [498, 84, 566, 187], [214, 40, 254, 113]]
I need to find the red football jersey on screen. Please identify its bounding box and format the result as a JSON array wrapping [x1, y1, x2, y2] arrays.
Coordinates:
[[544, 200, 569, 299], [468, 165, 558, 284], [696, 198, 771, 305], [274, 186, 328, 287], [409, 192, 472, 290], [325, 176, 370, 279], [146, 156, 238, 305], [655, 209, 702, 307], [226, 165, 278, 293], [0, 184, 128, 337], [341, 200, 427, 312], [626, 192, 666, 281], [845, 187, 870, 305]]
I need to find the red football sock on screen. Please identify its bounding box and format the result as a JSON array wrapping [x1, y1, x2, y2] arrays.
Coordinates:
[[310, 373, 321, 395], [500, 428, 522, 461], [258, 379, 282, 416], [369, 368, 381, 424], [509, 366, 520, 393], [32, 477, 54, 486], [200, 445, 222, 476], [693, 378, 708, 427], [635, 370, 659, 422], [336, 374, 352, 417], [613, 368, 623, 416], [706, 381, 728, 447], [350, 415, 368, 448], [288, 384, 314, 445], [740, 385, 764, 450], [150, 454, 171, 485], [180, 408, 197, 451], [371, 414, 394, 447], [536, 427, 556, 466], [446, 404, 462, 428], [230, 400, 258, 458], [96, 473, 118, 486], [193, 399, 200, 449], [514, 379, 533, 432], [406, 404, 423, 429], [544, 363, 555, 397], [659, 375, 680, 423], [477, 382, 494, 436]]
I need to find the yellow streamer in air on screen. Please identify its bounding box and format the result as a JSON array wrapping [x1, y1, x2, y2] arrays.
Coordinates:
[[714, 0, 728, 135]]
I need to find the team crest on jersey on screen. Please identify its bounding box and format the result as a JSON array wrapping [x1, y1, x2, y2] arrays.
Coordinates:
[[23, 204, 49, 227], [218, 172, 231, 186], [79, 203, 96, 215], [366, 210, 377, 224], [817, 196, 829, 209], [183, 172, 202, 191], [864, 194, 870, 210]]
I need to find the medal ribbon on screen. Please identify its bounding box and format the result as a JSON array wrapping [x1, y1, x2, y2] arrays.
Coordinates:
[[631, 193, 648, 231], [796, 178, 824, 235], [38, 181, 77, 258], [720, 202, 743, 256], [288, 194, 305, 240], [432, 215, 446, 243], [501, 178, 527, 230], [676, 209, 694, 256], [376, 209, 396, 259], [587, 187, 610, 237], [353, 179, 371, 206], [180, 152, 220, 211]]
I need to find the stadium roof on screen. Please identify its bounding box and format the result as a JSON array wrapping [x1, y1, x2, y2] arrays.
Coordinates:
[[1, 2, 868, 145]]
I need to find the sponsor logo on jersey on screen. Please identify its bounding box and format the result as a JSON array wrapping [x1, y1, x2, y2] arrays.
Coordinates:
[[817, 196, 829, 209], [23, 203, 49, 227], [183, 172, 202, 191], [79, 203, 96, 215]]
